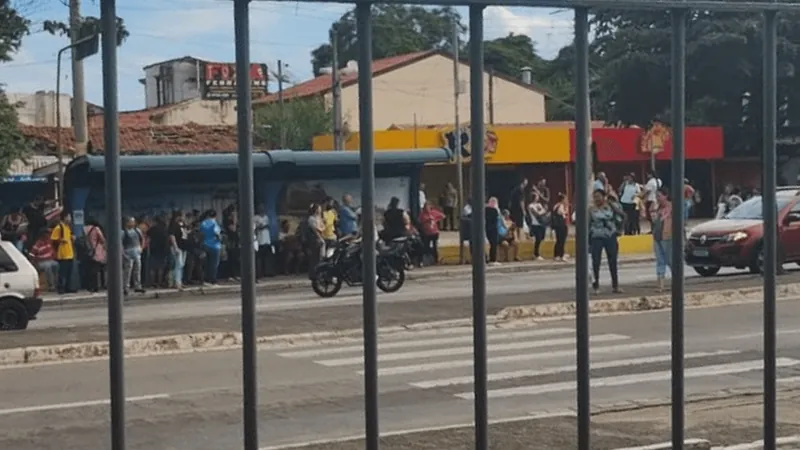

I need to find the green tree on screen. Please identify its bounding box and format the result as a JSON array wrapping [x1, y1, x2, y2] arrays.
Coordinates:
[[253, 98, 333, 150], [311, 5, 463, 76], [0, 0, 32, 175], [590, 10, 800, 154]]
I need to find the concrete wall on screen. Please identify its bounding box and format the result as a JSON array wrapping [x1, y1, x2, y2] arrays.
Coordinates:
[[8, 91, 72, 127], [143, 60, 202, 109], [154, 99, 237, 126], [337, 53, 547, 130]]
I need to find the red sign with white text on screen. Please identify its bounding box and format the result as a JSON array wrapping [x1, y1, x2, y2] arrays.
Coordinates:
[[201, 62, 268, 99], [568, 126, 723, 162]]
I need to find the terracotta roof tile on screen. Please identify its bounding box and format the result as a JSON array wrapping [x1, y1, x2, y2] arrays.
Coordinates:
[[19, 123, 238, 155], [254, 50, 435, 104], [87, 99, 200, 128]]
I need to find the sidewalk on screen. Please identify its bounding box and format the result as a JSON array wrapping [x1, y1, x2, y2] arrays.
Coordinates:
[[40, 254, 655, 305]]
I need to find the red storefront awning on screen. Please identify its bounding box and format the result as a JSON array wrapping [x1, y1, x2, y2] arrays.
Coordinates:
[[568, 126, 723, 162]]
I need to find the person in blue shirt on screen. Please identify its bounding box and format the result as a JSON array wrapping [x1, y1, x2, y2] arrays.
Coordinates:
[[337, 194, 359, 237], [199, 209, 222, 285]]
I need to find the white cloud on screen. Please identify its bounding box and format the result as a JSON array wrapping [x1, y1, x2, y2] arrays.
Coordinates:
[[483, 7, 573, 58]]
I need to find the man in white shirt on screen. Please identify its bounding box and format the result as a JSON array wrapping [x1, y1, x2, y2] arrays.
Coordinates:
[[618, 173, 641, 235], [644, 171, 662, 228], [254, 204, 272, 279]]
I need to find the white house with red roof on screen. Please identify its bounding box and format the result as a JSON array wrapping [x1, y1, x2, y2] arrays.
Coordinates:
[[253, 50, 548, 131]]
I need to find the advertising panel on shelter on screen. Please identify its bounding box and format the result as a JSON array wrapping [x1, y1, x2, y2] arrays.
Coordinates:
[[312, 127, 572, 164], [568, 124, 724, 162]]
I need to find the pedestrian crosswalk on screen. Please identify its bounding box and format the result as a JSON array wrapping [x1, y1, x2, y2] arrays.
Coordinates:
[[276, 326, 800, 401]]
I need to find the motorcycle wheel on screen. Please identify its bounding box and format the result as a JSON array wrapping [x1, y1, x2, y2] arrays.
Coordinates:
[[403, 254, 415, 271], [311, 271, 343, 298], [377, 263, 405, 293]]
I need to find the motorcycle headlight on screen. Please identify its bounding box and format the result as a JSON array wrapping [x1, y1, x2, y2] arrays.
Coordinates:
[[722, 231, 748, 243]]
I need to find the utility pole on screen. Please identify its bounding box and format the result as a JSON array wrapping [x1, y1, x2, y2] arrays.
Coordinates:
[[452, 18, 465, 264], [488, 67, 495, 125], [277, 59, 286, 148], [331, 27, 343, 150], [69, 0, 88, 155]]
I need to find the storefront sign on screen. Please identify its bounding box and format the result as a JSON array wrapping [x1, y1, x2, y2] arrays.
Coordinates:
[[569, 127, 723, 162], [202, 62, 268, 100], [313, 127, 571, 164]]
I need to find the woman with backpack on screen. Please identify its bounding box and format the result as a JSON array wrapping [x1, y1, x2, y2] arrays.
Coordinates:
[[82, 217, 106, 292]]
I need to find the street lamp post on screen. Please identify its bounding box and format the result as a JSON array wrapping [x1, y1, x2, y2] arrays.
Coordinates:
[[55, 33, 99, 203]]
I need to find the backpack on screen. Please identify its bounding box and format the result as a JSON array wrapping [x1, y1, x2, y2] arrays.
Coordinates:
[[75, 226, 96, 260], [497, 214, 508, 237]]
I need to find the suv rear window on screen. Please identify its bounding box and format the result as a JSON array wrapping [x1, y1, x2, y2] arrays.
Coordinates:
[[725, 196, 793, 220], [0, 247, 18, 273]]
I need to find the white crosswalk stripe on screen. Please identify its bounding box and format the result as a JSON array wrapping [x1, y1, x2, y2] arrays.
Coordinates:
[[275, 325, 797, 400]]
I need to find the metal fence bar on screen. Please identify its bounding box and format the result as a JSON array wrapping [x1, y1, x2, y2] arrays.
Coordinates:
[[265, 0, 800, 13], [573, 7, 591, 450], [356, 4, 380, 450], [468, 6, 488, 450], [670, 9, 687, 450], [100, 0, 125, 448], [233, 0, 259, 449], [762, 9, 778, 450]]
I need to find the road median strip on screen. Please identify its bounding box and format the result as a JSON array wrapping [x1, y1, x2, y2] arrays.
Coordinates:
[[495, 282, 800, 321], [3, 279, 791, 367]]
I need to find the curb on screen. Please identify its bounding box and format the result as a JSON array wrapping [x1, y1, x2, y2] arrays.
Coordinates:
[[41, 255, 654, 307], [713, 436, 800, 449], [3, 279, 791, 367], [495, 283, 800, 321], [610, 439, 711, 450], [0, 316, 506, 367]]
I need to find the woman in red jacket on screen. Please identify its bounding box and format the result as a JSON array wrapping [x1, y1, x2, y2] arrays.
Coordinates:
[[418, 202, 445, 265]]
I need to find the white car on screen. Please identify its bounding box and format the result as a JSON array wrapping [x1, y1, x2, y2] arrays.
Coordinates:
[[0, 240, 43, 330]]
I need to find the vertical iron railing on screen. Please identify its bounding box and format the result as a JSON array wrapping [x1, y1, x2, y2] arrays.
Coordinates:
[[233, 0, 259, 449], [573, 8, 591, 450], [100, 0, 125, 448], [356, 4, 380, 450], [670, 9, 687, 450], [763, 8, 778, 450], [92, 1, 786, 449], [468, 6, 489, 450]]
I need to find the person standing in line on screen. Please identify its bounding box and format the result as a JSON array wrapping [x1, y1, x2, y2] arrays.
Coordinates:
[[589, 189, 623, 294], [527, 192, 548, 261], [29, 229, 58, 291], [652, 188, 673, 292], [509, 178, 528, 242], [168, 210, 189, 290], [459, 199, 473, 264], [200, 210, 222, 286], [683, 179, 695, 221], [147, 215, 170, 288], [418, 202, 445, 265], [485, 197, 502, 266], [643, 171, 662, 230], [418, 183, 427, 213], [306, 203, 326, 278], [322, 197, 338, 250], [441, 182, 458, 231], [618, 173, 640, 235], [83, 217, 107, 293], [337, 194, 359, 238], [551, 193, 569, 262], [50, 211, 76, 294], [254, 204, 272, 280], [122, 217, 145, 296]]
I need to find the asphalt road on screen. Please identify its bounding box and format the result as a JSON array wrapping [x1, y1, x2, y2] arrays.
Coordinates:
[[2, 298, 800, 450], [4, 263, 782, 349]]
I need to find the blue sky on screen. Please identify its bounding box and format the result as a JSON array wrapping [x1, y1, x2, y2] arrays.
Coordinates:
[[5, 0, 573, 111]]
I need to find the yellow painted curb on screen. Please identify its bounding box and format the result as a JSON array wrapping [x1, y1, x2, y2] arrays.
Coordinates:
[[438, 235, 653, 265]]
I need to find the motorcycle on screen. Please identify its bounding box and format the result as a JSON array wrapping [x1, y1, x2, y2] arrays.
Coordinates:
[[311, 237, 406, 298], [382, 233, 428, 270]]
